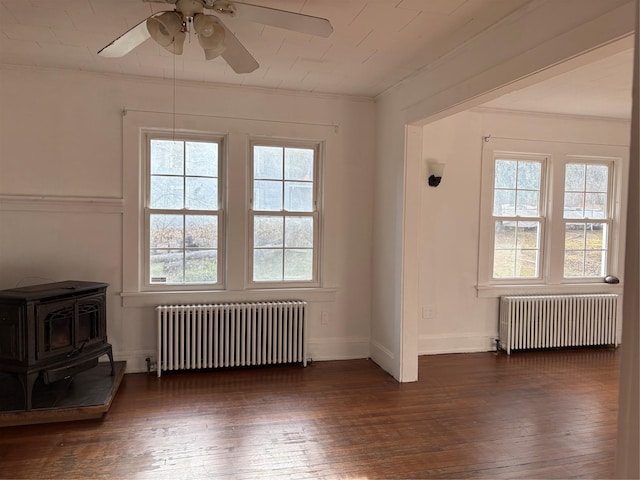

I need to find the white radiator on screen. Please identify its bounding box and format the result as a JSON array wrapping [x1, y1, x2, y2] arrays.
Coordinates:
[[156, 301, 307, 377], [499, 294, 618, 354]]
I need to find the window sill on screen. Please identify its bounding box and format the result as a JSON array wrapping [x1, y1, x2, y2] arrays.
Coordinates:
[[476, 282, 624, 298], [120, 288, 337, 308]]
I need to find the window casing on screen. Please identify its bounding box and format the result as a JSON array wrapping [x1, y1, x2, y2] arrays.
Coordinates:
[[145, 134, 224, 288], [478, 137, 627, 295], [249, 140, 321, 287]]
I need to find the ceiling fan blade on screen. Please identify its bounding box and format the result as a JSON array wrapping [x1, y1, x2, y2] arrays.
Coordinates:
[[98, 15, 154, 57], [216, 1, 333, 38], [217, 19, 259, 74]]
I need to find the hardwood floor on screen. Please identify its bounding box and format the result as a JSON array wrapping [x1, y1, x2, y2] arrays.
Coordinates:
[[0, 348, 620, 479]]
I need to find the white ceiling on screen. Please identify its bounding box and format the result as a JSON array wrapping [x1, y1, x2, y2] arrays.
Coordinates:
[[481, 47, 634, 120], [0, 0, 634, 118]]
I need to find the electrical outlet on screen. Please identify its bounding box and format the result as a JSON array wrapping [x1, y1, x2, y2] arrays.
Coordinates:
[[321, 311, 329, 325], [422, 305, 434, 319]]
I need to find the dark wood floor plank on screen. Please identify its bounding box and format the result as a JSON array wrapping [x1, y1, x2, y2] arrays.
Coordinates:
[[0, 348, 620, 479]]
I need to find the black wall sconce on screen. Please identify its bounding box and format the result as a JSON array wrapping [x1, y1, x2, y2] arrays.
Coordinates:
[[427, 162, 445, 187]]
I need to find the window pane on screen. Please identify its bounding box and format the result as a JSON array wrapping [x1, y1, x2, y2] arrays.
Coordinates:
[[517, 161, 541, 190], [185, 250, 217, 283], [493, 222, 540, 279], [254, 180, 283, 211], [516, 224, 540, 249], [516, 249, 539, 277], [493, 250, 516, 278], [254, 216, 283, 248], [565, 222, 587, 247], [186, 142, 217, 177], [254, 146, 283, 179], [565, 164, 585, 191], [495, 160, 516, 188], [150, 140, 183, 175], [494, 221, 515, 247], [564, 223, 607, 278], [515, 190, 539, 216], [564, 162, 609, 220], [150, 214, 183, 248], [564, 192, 585, 216], [150, 176, 184, 209], [586, 164, 608, 192], [284, 181, 313, 212], [150, 249, 183, 283], [254, 249, 283, 281], [285, 217, 313, 248], [584, 193, 607, 218], [494, 189, 515, 216], [285, 148, 314, 181], [186, 215, 217, 248], [493, 159, 541, 218], [186, 177, 218, 210], [284, 249, 313, 280], [564, 251, 585, 277], [584, 251, 606, 277]]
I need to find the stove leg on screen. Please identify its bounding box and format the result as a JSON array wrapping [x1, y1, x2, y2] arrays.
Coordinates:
[[17, 372, 39, 411], [106, 347, 115, 376]]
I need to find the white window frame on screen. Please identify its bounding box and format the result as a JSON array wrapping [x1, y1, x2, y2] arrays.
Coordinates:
[[490, 153, 548, 283], [121, 111, 336, 308], [143, 131, 226, 291], [559, 157, 614, 280], [247, 138, 322, 288], [477, 137, 628, 297]]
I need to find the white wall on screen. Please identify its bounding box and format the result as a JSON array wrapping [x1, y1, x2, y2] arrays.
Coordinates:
[[0, 66, 376, 372], [419, 109, 631, 354]]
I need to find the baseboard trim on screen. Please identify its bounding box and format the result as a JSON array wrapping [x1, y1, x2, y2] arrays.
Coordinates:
[[306, 337, 370, 362], [369, 339, 396, 377], [419, 333, 497, 355]]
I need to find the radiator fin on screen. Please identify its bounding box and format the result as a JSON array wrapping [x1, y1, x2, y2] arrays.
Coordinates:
[[499, 294, 618, 354], [156, 301, 307, 377]]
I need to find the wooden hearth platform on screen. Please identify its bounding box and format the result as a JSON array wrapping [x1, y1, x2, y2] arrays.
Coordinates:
[[0, 361, 126, 427]]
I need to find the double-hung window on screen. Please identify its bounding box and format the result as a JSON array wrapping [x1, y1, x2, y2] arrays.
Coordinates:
[[492, 155, 545, 279], [146, 135, 223, 287], [562, 161, 611, 278], [249, 141, 320, 286], [478, 137, 626, 293]]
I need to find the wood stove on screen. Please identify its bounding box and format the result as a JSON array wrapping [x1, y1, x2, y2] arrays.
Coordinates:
[[0, 280, 114, 410]]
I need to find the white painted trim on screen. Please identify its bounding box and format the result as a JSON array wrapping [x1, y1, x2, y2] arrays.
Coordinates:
[[120, 287, 337, 308], [306, 337, 370, 362], [0, 194, 124, 213], [399, 125, 422, 383], [369, 339, 395, 375], [113, 338, 369, 373], [0, 64, 374, 105], [419, 334, 497, 355], [477, 283, 624, 298], [472, 107, 633, 124]]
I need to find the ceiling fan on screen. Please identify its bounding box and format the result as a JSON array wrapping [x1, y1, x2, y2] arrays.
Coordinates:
[[98, 0, 333, 74]]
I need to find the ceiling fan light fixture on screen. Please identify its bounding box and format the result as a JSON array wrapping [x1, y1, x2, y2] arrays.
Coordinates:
[[166, 30, 186, 55], [193, 13, 216, 37], [195, 15, 226, 59], [147, 11, 184, 48]]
